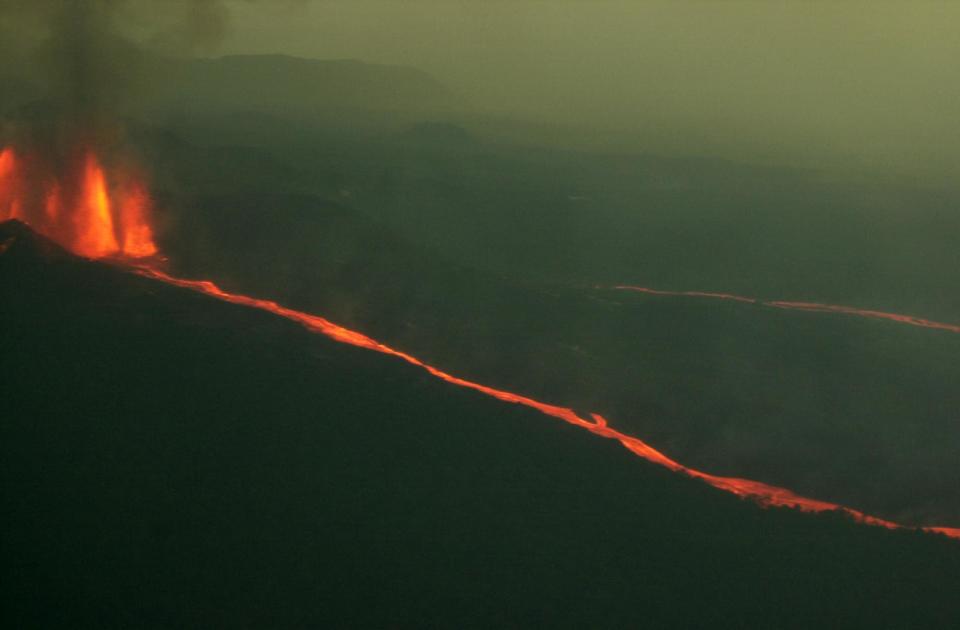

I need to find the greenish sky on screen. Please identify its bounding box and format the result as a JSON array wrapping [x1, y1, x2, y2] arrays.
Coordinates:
[[3, 1, 958, 179], [217, 1, 960, 182]]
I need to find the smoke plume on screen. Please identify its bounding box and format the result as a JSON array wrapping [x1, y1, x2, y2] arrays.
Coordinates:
[[0, 0, 270, 254], [0, 1, 257, 122]]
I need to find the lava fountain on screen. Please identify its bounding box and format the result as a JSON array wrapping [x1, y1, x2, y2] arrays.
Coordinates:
[[0, 145, 157, 259]]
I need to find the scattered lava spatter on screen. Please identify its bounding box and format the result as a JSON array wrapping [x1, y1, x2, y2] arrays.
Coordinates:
[[611, 285, 960, 334], [0, 145, 157, 259], [132, 266, 960, 540]]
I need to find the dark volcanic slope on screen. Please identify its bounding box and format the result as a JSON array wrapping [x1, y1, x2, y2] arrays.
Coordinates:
[[2, 221, 959, 628], [149, 188, 960, 527]]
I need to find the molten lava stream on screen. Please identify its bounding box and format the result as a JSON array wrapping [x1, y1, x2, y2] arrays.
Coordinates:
[[610, 285, 960, 334], [132, 267, 960, 541]]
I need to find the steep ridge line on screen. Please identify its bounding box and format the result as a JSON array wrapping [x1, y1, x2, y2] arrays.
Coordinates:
[[133, 266, 960, 541], [609, 285, 960, 334]]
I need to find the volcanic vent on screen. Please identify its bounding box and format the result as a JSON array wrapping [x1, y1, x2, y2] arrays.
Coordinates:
[[0, 144, 157, 259]]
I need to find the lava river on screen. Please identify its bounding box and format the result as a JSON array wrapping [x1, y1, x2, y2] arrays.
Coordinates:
[[131, 266, 960, 540], [609, 285, 960, 334]]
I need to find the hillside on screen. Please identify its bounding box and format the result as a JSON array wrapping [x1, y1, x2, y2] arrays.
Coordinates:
[[2, 219, 959, 627], [141, 180, 960, 528]]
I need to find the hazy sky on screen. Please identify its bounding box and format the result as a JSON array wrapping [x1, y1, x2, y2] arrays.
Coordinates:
[[221, 2, 960, 180]]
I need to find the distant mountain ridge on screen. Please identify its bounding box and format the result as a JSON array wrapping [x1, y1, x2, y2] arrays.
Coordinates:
[[1, 52, 454, 123], [142, 53, 453, 117]]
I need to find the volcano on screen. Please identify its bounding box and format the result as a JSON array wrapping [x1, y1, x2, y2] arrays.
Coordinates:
[[2, 218, 960, 627]]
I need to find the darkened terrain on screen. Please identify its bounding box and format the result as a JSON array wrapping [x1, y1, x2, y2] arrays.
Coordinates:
[[109, 83, 960, 528], [7, 50, 955, 525], [5, 3, 960, 626], [3, 220, 960, 628]]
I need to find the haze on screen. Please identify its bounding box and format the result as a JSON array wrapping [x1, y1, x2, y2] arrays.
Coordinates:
[[216, 0, 960, 183]]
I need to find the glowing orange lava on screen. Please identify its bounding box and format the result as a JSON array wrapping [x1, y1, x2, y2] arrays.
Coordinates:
[[44, 182, 62, 224], [132, 267, 960, 541], [0, 147, 23, 221], [73, 152, 120, 258], [611, 285, 960, 334], [117, 180, 158, 258], [611, 285, 758, 304], [0, 145, 157, 259]]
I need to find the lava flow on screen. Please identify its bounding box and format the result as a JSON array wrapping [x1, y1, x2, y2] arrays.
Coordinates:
[[611, 285, 960, 334], [0, 145, 157, 259], [130, 266, 960, 540], [5, 147, 957, 539], [611, 285, 758, 305]]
